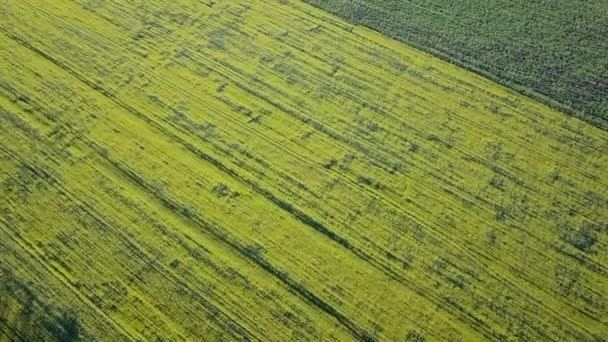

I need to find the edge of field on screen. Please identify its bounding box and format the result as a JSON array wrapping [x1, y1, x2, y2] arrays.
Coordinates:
[[303, 1, 607, 131]]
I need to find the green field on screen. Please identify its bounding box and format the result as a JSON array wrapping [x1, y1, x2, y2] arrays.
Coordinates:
[[1, 0, 607, 341], [304, 0, 608, 129]]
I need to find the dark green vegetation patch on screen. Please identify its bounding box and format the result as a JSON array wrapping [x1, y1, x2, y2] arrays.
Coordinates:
[[304, 0, 608, 129]]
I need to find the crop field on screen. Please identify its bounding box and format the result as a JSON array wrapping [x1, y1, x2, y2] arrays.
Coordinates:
[[304, 0, 608, 129], [0, 0, 607, 341]]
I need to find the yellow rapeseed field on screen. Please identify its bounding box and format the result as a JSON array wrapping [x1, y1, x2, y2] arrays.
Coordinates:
[[1, 0, 606, 340]]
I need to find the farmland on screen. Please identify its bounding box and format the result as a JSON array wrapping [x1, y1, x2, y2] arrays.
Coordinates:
[[1, 0, 607, 341], [304, 0, 608, 129]]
